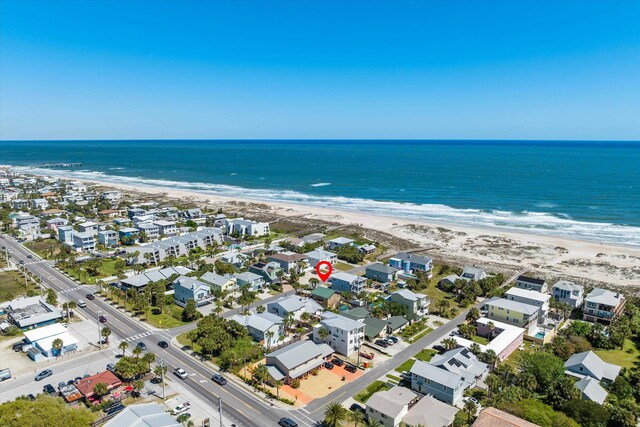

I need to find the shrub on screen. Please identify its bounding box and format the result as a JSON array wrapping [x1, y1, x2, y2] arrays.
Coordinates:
[[290, 378, 301, 389]]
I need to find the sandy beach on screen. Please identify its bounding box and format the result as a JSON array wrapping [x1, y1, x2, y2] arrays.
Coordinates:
[[44, 174, 640, 290]]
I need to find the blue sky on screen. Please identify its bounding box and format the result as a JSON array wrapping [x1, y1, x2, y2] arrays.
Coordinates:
[[1, 0, 639, 140]]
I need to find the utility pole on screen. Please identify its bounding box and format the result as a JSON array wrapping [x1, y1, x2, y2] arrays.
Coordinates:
[[159, 357, 166, 400], [218, 398, 223, 427]]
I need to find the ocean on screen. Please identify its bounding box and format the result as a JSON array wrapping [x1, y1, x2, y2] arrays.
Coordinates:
[[1, 140, 639, 246]]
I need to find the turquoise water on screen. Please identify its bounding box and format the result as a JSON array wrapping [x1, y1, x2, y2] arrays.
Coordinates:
[[1, 140, 639, 246], [534, 332, 546, 339]]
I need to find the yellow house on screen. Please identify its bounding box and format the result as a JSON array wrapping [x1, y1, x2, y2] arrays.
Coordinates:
[[485, 298, 539, 335]]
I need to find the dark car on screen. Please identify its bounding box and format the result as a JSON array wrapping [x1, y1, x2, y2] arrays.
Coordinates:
[[12, 342, 25, 352], [34, 369, 53, 381], [136, 342, 147, 351], [350, 403, 365, 414], [158, 340, 169, 348], [332, 357, 344, 366], [324, 361, 334, 370], [433, 345, 446, 354], [387, 336, 399, 344], [345, 364, 357, 373], [375, 339, 390, 348], [212, 374, 227, 385], [58, 381, 66, 389], [278, 418, 298, 427], [27, 254, 33, 259], [98, 315, 107, 323], [43, 384, 56, 395], [86, 294, 95, 300], [67, 379, 75, 386], [27, 394, 36, 400]]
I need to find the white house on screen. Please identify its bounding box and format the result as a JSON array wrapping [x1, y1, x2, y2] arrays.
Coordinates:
[[366, 387, 418, 427], [229, 312, 284, 349], [266, 295, 323, 320], [313, 312, 365, 356]]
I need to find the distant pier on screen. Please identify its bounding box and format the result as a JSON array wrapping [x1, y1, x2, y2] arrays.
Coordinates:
[[33, 162, 83, 168]]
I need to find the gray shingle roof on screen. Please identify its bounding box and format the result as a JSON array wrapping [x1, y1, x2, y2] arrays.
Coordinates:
[[266, 340, 333, 370], [365, 263, 399, 275], [366, 387, 417, 419], [564, 350, 621, 382], [584, 288, 624, 307], [575, 377, 608, 404], [410, 360, 463, 389], [552, 280, 584, 292], [485, 297, 539, 316], [392, 252, 432, 266], [104, 403, 180, 427]]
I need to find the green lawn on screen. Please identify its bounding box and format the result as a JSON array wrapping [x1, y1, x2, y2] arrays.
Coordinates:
[[407, 328, 433, 344], [25, 239, 67, 259], [354, 380, 392, 403], [177, 331, 202, 353], [395, 358, 416, 373], [64, 259, 120, 284], [415, 349, 437, 362], [471, 335, 489, 345], [334, 262, 354, 272], [146, 306, 191, 329], [595, 338, 640, 369], [0, 270, 39, 302]]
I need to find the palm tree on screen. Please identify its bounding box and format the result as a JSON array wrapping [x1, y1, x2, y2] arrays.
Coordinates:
[[318, 326, 330, 342], [464, 400, 477, 419], [351, 410, 365, 427], [143, 352, 156, 372], [482, 349, 498, 371], [132, 379, 145, 397], [101, 327, 112, 346], [441, 337, 458, 350], [154, 364, 167, 380], [52, 338, 64, 357], [466, 307, 481, 323], [132, 345, 143, 358], [487, 321, 496, 340], [119, 341, 129, 357], [283, 312, 295, 334], [300, 311, 311, 325], [92, 382, 109, 400], [265, 330, 275, 351], [250, 364, 269, 389], [323, 402, 349, 427], [364, 419, 382, 427], [274, 380, 283, 399]]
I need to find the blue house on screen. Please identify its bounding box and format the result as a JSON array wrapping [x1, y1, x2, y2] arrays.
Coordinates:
[[389, 252, 433, 278], [328, 272, 366, 295], [173, 276, 212, 307], [410, 360, 466, 405]]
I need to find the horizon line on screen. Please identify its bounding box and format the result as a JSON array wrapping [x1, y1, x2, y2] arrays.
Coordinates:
[[2, 138, 639, 143]]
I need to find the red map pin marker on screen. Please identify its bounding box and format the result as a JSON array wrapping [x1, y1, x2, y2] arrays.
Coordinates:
[[315, 261, 333, 282]]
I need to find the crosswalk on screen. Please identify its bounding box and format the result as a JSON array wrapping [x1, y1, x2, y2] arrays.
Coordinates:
[[118, 330, 155, 343]]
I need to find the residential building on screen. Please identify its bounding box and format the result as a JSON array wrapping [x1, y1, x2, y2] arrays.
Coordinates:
[[484, 297, 539, 335], [410, 361, 467, 405], [328, 271, 366, 295], [388, 252, 434, 277], [515, 275, 548, 293], [310, 286, 341, 309], [365, 263, 400, 283], [552, 280, 584, 308], [356, 243, 376, 254], [72, 232, 96, 252], [457, 318, 525, 362], [472, 407, 540, 427], [98, 230, 119, 246], [305, 249, 338, 267], [101, 191, 122, 202], [230, 312, 284, 349], [58, 225, 74, 243], [224, 218, 270, 236], [77, 221, 99, 235], [268, 251, 309, 274], [173, 276, 212, 307], [120, 266, 192, 291], [137, 222, 160, 240], [505, 287, 551, 323], [401, 395, 459, 427], [430, 347, 489, 387], [235, 271, 265, 291], [154, 219, 178, 236], [118, 227, 140, 244], [366, 386, 418, 427], [575, 377, 608, 405], [582, 288, 626, 324], [460, 265, 487, 282], [265, 340, 334, 383], [200, 272, 237, 294], [45, 217, 68, 231], [313, 312, 365, 356], [326, 237, 354, 250], [124, 228, 222, 264], [564, 350, 621, 383], [285, 233, 325, 248], [32, 198, 49, 210], [249, 261, 283, 285], [14, 214, 40, 233], [11, 199, 30, 210], [0, 190, 19, 202], [388, 289, 429, 320], [1, 296, 63, 329], [104, 403, 181, 427], [267, 295, 323, 320], [181, 208, 204, 220]]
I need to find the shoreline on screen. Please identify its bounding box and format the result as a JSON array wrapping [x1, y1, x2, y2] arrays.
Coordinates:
[[18, 170, 640, 288]]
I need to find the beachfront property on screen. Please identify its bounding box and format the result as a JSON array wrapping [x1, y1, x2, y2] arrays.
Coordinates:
[[120, 266, 192, 292], [313, 311, 365, 356], [305, 248, 338, 267], [355, 243, 376, 254], [173, 275, 212, 307], [72, 231, 96, 252], [515, 275, 548, 293], [222, 217, 270, 236], [484, 297, 539, 335], [124, 228, 223, 264], [582, 288, 626, 324], [388, 252, 434, 277], [249, 261, 283, 285], [454, 318, 525, 361], [552, 280, 585, 308], [181, 208, 205, 221], [200, 271, 237, 294], [564, 350, 621, 384], [265, 340, 334, 384], [97, 229, 119, 246], [268, 251, 309, 274], [310, 286, 341, 309], [283, 233, 325, 248], [460, 265, 487, 282], [365, 262, 400, 283], [266, 295, 323, 320], [326, 237, 354, 250], [229, 312, 284, 349], [328, 271, 367, 295], [366, 386, 418, 427], [387, 289, 429, 320], [23, 323, 78, 360], [235, 271, 265, 291], [1, 296, 63, 330], [100, 191, 122, 202], [505, 287, 551, 323], [411, 347, 488, 405]]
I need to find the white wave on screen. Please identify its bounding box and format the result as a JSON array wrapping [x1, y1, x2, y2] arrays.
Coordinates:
[[535, 202, 559, 208], [12, 166, 640, 247], [108, 167, 124, 171], [310, 182, 331, 187]]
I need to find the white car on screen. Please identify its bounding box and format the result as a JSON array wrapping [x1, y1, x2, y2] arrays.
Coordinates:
[[172, 402, 191, 415], [173, 368, 188, 380]]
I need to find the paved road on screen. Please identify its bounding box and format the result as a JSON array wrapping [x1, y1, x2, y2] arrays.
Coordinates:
[[2, 235, 316, 427]]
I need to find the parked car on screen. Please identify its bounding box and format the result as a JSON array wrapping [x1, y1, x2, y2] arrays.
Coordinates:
[[212, 374, 227, 385], [359, 351, 375, 360], [278, 418, 298, 427], [433, 345, 446, 353], [345, 364, 357, 373], [375, 339, 390, 348], [158, 340, 169, 348], [86, 294, 95, 300], [172, 402, 191, 415], [57, 381, 66, 389], [43, 384, 56, 395], [98, 315, 107, 323], [74, 376, 83, 383], [350, 403, 365, 414], [332, 358, 344, 366], [106, 363, 116, 373], [387, 336, 399, 344], [34, 369, 53, 381], [324, 361, 334, 370], [174, 368, 188, 380], [136, 342, 147, 351], [27, 394, 36, 400], [67, 379, 75, 386], [12, 342, 25, 352]]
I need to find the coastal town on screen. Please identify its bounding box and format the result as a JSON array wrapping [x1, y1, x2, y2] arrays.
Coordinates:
[[1, 169, 639, 427]]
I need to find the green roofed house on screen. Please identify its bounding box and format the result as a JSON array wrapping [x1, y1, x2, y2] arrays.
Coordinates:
[[386, 315, 409, 333], [363, 316, 388, 340], [310, 286, 341, 309], [342, 307, 370, 322]]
